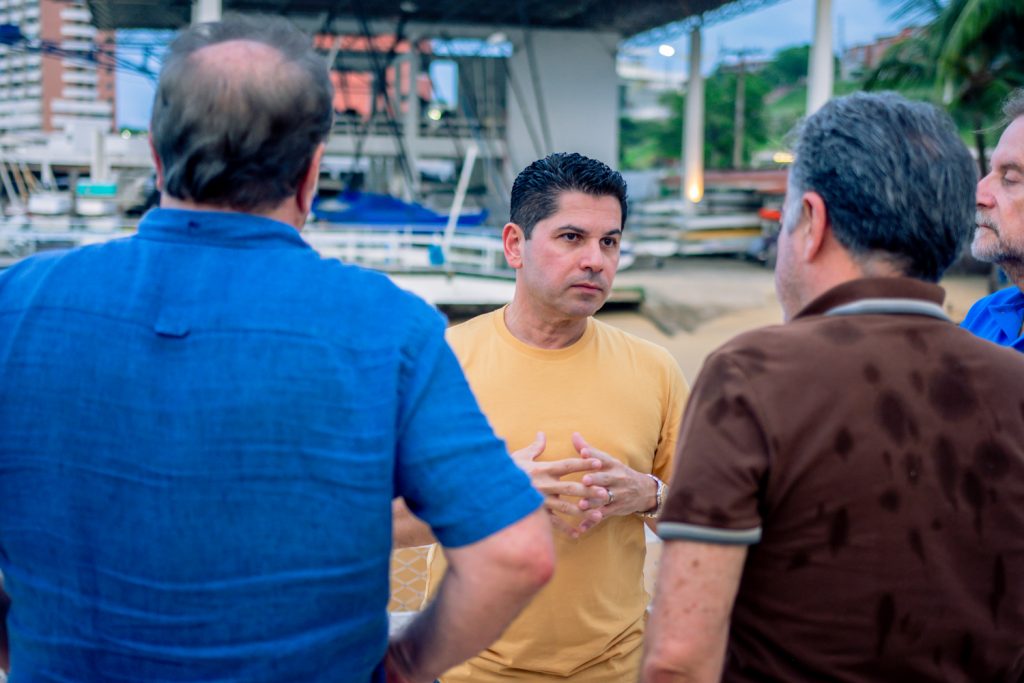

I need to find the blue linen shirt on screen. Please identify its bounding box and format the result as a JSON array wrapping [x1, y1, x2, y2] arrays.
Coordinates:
[[0, 209, 541, 682], [960, 286, 1024, 352]]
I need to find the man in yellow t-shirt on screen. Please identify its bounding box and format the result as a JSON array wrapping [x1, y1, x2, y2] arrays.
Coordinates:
[[394, 152, 688, 682]]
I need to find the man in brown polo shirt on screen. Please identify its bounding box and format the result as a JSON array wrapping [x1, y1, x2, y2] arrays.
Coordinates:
[[642, 92, 1024, 683]]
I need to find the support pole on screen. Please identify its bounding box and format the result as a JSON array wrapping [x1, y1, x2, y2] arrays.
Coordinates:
[[69, 169, 79, 217], [732, 57, 746, 169], [442, 142, 479, 262], [0, 159, 23, 211], [191, 0, 222, 25], [90, 127, 108, 182], [9, 159, 28, 204], [18, 162, 38, 193], [682, 25, 704, 214], [806, 0, 833, 115], [402, 39, 421, 201]]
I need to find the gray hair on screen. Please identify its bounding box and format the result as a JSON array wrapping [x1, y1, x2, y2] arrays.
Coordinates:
[[786, 92, 976, 282], [1003, 88, 1024, 124], [150, 15, 334, 212]]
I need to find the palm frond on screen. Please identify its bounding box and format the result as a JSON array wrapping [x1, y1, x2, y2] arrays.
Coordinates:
[[864, 32, 938, 90], [881, 0, 945, 23], [938, 0, 1024, 73]]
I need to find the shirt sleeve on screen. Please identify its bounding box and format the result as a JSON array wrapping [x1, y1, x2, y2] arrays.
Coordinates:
[[394, 310, 542, 548], [652, 354, 689, 485], [658, 350, 769, 546]]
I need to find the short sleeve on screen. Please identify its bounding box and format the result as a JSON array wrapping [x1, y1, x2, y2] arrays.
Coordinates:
[[651, 354, 689, 484], [658, 350, 769, 545], [394, 310, 542, 548]]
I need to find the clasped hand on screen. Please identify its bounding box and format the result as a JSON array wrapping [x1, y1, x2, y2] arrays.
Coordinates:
[[512, 432, 652, 539]]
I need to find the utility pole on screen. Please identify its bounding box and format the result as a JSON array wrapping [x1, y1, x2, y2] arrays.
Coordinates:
[[722, 47, 758, 170], [732, 57, 746, 169]]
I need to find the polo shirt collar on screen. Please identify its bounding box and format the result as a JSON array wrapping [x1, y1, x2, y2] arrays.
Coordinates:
[[794, 277, 946, 320], [988, 288, 1024, 341], [136, 208, 310, 250]]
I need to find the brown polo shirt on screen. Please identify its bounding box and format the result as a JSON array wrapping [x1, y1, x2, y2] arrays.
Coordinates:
[[660, 277, 1024, 682]]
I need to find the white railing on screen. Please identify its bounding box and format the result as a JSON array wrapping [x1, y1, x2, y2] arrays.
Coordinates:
[[62, 70, 98, 85], [0, 216, 133, 268], [50, 99, 112, 115], [301, 224, 510, 277], [0, 218, 514, 279]]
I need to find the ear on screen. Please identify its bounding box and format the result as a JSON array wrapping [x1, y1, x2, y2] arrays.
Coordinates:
[[503, 222, 526, 269], [801, 191, 829, 262], [297, 143, 326, 216], [148, 136, 164, 192]]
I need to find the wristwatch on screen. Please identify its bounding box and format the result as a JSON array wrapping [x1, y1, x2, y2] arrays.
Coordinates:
[[640, 474, 665, 519]]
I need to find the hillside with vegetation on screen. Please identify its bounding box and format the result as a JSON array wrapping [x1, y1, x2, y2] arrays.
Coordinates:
[[621, 0, 1024, 173]]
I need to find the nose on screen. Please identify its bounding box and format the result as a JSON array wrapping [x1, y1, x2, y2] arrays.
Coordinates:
[[579, 240, 604, 272], [977, 172, 996, 209]]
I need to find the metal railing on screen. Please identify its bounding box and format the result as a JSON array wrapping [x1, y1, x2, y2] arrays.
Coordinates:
[[331, 116, 505, 140]]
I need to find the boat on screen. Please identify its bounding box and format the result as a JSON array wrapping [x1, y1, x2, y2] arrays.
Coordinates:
[[26, 190, 72, 217], [312, 190, 488, 230]]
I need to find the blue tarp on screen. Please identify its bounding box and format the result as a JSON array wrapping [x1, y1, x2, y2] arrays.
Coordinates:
[[312, 191, 488, 230], [0, 24, 25, 45]]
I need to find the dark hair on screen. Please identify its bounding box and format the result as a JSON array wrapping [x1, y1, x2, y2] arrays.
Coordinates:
[[509, 152, 628, 238], [1003, 88, 1024, 123], [150, 15, 333, 212], [787, 92, 976, 282]]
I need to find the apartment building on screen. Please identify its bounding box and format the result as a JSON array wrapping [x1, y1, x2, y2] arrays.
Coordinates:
[[0, 0, 115, 136]]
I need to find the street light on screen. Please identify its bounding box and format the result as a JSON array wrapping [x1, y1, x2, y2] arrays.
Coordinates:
[[657, 44, 677, 93]]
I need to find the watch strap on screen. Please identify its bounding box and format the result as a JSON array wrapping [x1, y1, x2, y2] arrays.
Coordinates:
[[640, 474, 665, 518]]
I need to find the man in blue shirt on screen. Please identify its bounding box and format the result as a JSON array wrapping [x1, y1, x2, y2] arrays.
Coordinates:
[[0, 16, 553, 683], [962, 88, 1024, 351]]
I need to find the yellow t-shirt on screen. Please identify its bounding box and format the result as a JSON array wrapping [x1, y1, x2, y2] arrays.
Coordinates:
[[428, 308, 688, 682]]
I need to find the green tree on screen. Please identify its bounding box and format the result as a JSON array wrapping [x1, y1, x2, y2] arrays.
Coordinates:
[[761, 45, 811, 88], [703, 68, 771, 168], [619, 117, 670, 170], [621, 66, 770, 170], [619, 43, 831, 170], [866, 0, 1024, 174]]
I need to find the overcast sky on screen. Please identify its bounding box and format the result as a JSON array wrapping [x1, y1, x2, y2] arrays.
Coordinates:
[[628, 0, 911, 73], [708, 0, 906, 57], [117, 0, 911, 129]]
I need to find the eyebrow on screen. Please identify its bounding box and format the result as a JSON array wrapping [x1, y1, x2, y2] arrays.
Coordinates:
[[999, 162, 1024, 174], [557, 225, 623, 237]]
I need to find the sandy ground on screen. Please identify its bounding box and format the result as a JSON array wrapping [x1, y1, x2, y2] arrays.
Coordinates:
[[599, 256, 988, 383]]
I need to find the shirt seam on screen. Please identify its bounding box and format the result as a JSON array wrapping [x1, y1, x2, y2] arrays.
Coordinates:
[[0, 306, 387, 346], [133, 233, 311, 252]]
